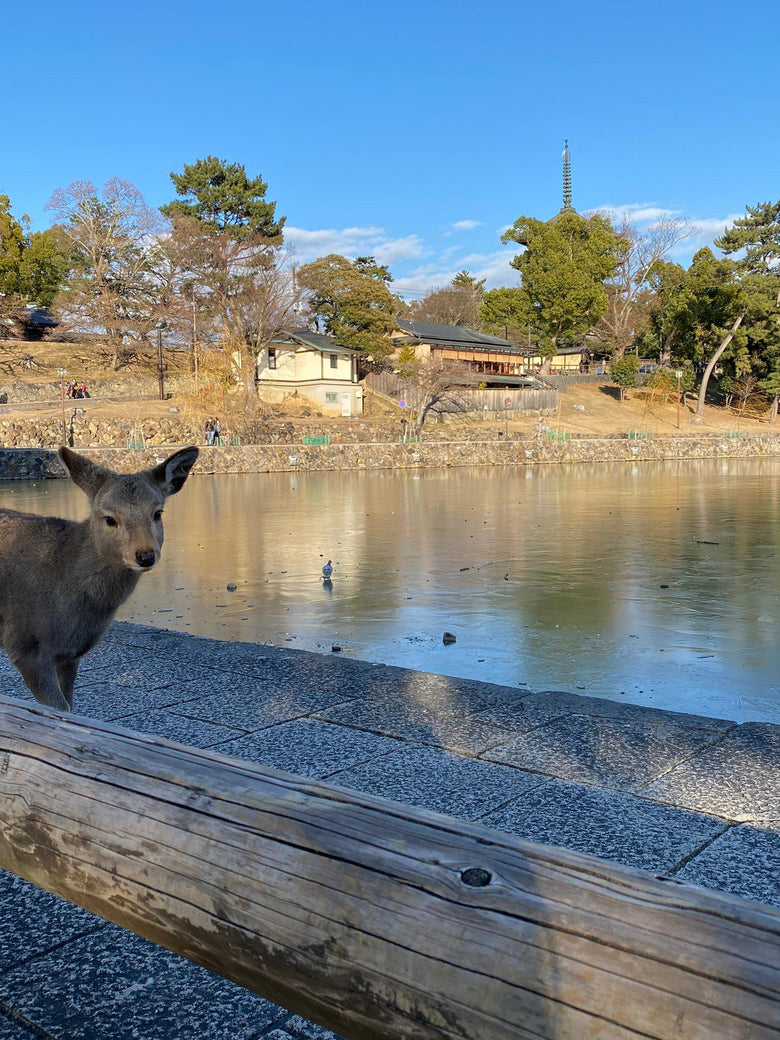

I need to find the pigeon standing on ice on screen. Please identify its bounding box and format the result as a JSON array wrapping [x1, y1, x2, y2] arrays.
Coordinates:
[[322, 560, 333, 580]]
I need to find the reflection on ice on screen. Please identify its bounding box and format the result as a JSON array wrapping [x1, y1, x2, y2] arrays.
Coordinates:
[[2, 458, 780, 723]]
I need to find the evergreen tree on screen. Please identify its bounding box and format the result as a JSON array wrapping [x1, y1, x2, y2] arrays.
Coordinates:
[[501, 210, 619, 352], [160, 156, 284, 241], [160, 158, 290, 402], [297, 254, 398, 363], [689, 201, 780, 415], [0, 196, 70, 309]]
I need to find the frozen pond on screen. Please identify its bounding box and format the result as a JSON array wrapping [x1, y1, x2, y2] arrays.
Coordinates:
[[2, 458, 780, 723]]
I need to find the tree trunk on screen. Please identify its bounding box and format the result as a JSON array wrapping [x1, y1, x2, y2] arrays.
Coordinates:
[[771, 396, 779, 425], [242, 347, 258, 410], [696, 311, 746, 417]]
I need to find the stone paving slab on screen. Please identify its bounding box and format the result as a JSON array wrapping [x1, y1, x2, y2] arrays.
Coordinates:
[[327, 745, 547, 820], [523, 689, 736, 731], [481, 713, 733, 790], [676, 825, 780, 909], [213, 718, 420, 779], [641, 722, 780, 823], [0, 621, 778, 1040], [0, 870, 104, 974], [0, 926, 284, 1040], [314, 694, 517, 755], [480, 780, 729, 874], [106, 626, 532, 710], [0, 1009, 39, 1040], [75, 644, 208, 689], [110, 709, 246, 749], [168, 675, 359, 730], [72, 679, 209, 724]]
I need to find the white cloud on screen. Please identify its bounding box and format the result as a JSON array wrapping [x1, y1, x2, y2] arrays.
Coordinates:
[[284, 225, 426, 265], [686, 214, 743, 246], [394, 248, 520, 296], [372, 235, 428, 265], [587, 202, 746, 262], [451, 219, 482, 230], [590, 202, 682, 225]]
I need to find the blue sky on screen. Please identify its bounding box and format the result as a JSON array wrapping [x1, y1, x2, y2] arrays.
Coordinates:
[[2, 0, 777, 298]]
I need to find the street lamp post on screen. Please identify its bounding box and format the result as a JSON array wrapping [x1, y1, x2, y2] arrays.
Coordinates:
[[157, 328, 165, 401], [57, 369, 67, 443], [675, 370, 683, 430]]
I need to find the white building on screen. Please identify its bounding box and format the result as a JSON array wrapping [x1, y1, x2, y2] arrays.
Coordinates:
[[257, 329, 363, 416]]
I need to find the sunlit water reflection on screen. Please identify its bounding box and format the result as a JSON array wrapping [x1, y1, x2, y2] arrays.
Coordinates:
[[3, 459, 780, 723]]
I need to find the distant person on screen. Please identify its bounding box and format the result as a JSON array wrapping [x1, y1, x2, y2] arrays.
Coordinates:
[[204, 419, 214, 445], [80, 382, 89, 398], [213, 418, 221, 445]]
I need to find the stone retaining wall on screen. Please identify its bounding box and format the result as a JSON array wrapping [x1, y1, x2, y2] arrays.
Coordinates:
[[2, 433, 780, 481], [0, 413, 554, 449], [0, 375, 192, 404]]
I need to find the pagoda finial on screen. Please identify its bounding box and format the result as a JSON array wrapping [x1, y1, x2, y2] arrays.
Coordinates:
[[562, 138, 573, 212]]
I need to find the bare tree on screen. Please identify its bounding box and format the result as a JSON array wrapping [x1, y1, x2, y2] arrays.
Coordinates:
[[408, 272, 485, 329], [395, 349, 480, 431], [595, 216, 691, 357], [47, 180, 168, 368]]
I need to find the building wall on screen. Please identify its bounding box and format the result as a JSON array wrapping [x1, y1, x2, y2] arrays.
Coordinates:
[[257, 345, 356, 384], [524, 352, 585, 372], [256, 379, 363, 416], [256, 346, 361, 414]]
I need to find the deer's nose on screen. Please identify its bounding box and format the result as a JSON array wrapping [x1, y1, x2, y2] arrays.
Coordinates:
[[136, 550, 157, 569]]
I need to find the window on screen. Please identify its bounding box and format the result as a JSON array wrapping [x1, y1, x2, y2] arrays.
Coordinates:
[[329, 354, 338, 369], [268, 348, 276, 370], [325, 392, 339, 404]]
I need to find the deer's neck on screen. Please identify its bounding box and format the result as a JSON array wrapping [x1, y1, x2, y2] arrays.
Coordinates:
[[69, 522, 141, 615]]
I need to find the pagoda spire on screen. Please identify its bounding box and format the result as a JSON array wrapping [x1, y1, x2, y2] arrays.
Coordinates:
[[561, 138, 573, 212]]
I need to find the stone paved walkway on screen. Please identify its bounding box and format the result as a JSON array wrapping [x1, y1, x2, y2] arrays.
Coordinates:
[[0, 622, 778, 1040]]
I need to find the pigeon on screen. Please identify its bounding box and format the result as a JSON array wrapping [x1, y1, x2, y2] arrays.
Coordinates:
[[322, 560, 333, 580]]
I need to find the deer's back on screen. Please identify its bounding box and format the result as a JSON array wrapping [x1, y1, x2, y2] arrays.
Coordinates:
[[0, 508, 82, 576]]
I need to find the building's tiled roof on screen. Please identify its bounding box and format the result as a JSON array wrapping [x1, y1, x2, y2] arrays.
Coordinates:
[[276, 328, 360, 356], [395, 318, 514, 350], [518, 344, 588, 356], [22, 307, 59, 327]]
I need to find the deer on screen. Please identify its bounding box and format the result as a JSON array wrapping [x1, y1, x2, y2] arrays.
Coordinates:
[[0, 445, 199, 712]]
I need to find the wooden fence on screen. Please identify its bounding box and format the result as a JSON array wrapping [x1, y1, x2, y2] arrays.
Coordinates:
[[0, 696, 778, 1039], [365, 373, 558, 414]]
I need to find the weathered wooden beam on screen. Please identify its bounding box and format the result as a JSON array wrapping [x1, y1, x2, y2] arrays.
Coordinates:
[[0, 695, 778, 1039]]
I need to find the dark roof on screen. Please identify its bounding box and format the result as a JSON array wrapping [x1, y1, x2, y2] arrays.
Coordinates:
[[395, 319, 514, 350], [10, 307, 59, 328], [395, 318, 512, 347], [518, 344, 588, 357], [275, 328, 360, 356]]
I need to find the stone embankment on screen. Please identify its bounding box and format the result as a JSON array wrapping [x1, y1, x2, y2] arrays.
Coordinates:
[[0, 374, 190, 405], [0, 413, 515, 450], [2, 432, 780, 481]]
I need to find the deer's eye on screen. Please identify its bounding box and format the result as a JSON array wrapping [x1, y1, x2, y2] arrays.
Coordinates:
[[154, 510, 163, 522], [104, 516, 117, 528]]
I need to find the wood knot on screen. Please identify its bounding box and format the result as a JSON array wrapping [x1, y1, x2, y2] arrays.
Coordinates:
[[460, 867, 492, 888]]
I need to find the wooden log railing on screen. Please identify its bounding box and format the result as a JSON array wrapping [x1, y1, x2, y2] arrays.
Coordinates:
[[0, 695, 778, 1039]]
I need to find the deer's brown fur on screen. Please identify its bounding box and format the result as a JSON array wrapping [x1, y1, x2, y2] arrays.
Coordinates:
[[0, 446, 198, 711]]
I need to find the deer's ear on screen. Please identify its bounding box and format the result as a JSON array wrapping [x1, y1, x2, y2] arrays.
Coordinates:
[[58, 447, 109, 500], [150, 446, 199, 496]]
